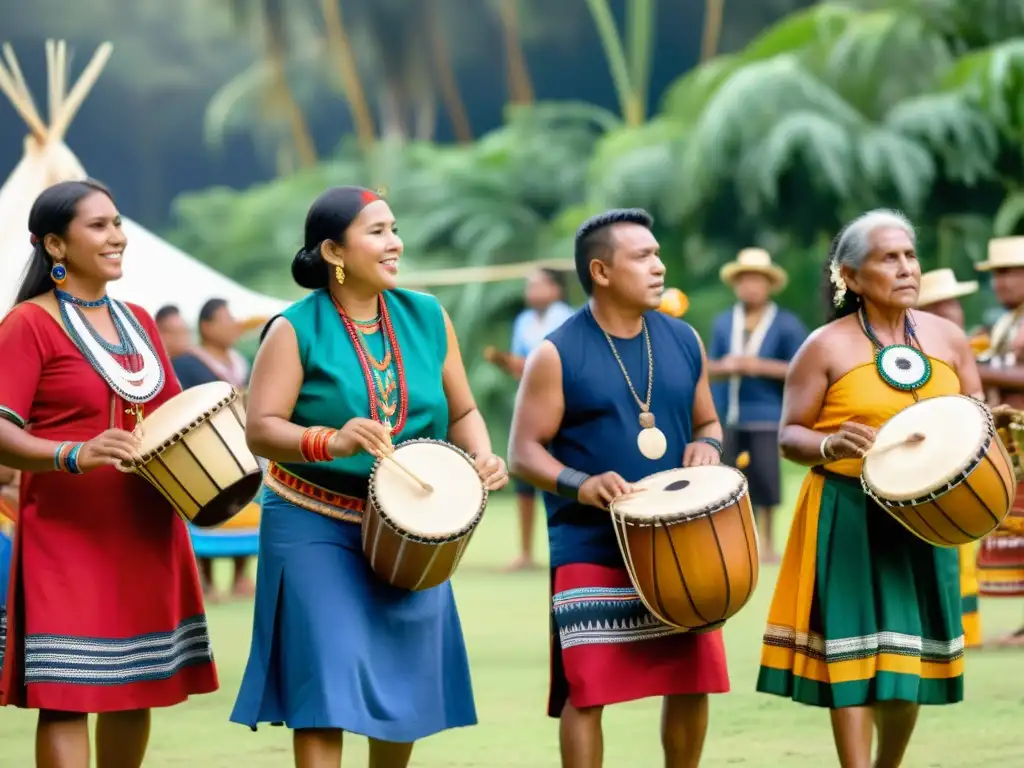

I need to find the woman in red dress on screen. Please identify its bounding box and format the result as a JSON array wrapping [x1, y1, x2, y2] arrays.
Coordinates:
[[0, 180, 218, 767]]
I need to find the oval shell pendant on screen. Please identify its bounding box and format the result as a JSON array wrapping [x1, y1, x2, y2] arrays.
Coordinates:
[[637, 426, 667, 460]]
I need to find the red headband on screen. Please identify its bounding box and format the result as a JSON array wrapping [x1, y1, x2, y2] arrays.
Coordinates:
[[30, 233, 38, 246]]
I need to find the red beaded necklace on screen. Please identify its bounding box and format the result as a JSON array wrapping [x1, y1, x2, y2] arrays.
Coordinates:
[[331, 292, 409, 436]]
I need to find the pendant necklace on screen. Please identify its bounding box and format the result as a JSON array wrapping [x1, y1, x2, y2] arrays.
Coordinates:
[[601, 317, 667, 461], [857, 306, 930, 399]]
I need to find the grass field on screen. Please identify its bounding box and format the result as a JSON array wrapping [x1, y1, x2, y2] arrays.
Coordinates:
[[2, 464, 1023, 766]]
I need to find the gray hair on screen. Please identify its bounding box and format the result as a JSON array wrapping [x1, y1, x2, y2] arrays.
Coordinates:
[[832, 209, 916, 270]]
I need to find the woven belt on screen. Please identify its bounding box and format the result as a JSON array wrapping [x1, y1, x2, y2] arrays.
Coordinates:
[[264, 462, 364, 524]]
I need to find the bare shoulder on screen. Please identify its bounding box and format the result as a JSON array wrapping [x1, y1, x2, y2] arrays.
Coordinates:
[[793, 316, 873, 379], [525, 339, 562, 377], [259, 315, 298, 350], [909, 309, 964, 360]]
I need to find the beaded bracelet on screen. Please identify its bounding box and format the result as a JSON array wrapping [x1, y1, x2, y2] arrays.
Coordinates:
[[300, 426, 337, 463], [696, 436, 724, 455]]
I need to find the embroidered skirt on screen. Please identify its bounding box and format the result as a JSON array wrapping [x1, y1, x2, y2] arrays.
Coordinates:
[[757, 469, 964, 708], [548, 563, 730, 717], [958, 542, 982, 647], [230, 487, 477, 741], [0, 470, 218, 712]]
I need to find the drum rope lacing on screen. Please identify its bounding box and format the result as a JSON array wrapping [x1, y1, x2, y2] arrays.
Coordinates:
[[857, 307, 931, 398], [55, 290, 165, 409]]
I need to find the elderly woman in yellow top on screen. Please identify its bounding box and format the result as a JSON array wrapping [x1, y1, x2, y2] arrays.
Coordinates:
[[915, 268, 984, 648], [756, 210, 982, 768]]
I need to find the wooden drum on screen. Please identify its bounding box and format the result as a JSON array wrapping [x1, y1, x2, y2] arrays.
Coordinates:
[[609, 465, 760, 632], [120, 381, 263, 528], [362, 438, 486, 591], [861, 394, 1015, 547]]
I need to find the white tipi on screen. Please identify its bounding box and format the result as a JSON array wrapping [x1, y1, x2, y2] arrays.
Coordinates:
[[0, 41, 287, 322]]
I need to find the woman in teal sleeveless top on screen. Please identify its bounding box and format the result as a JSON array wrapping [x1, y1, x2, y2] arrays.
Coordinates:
[[230, 187, 509, 768]]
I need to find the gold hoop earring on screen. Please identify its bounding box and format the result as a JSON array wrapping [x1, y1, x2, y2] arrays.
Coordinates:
[[335, 264, 345, 285]]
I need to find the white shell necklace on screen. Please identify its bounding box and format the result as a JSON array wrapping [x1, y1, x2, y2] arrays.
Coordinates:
[[56, 290, 164, 404]]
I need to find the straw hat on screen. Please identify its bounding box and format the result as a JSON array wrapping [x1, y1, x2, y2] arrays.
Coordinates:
[[975, 237, 1024, 271], [916, 268, 978, 307], [719, 248, 788, 292]]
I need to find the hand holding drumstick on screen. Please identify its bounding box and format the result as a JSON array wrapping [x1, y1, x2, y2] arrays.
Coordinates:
[[329, 418, 433, 492], [823, 421, 925, 460], [822, 422, 877, 460]]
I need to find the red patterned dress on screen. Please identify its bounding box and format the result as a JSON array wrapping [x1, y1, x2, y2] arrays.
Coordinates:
[[0, 301, 218, 712]]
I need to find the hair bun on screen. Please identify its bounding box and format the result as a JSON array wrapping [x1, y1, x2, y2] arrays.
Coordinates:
[[291, 245, 329, 290]]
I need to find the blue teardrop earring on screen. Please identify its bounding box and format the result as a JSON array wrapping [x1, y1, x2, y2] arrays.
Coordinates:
[[50, 261, 67, 285]]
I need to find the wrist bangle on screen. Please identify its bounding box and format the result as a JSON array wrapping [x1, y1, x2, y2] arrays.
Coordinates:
[[556, 468, 590, 500], [54, 442, 70, 472], [696, 436, 723, 455], [300, 427, 337, 463], [55, 442, 84, 474], [820, 435, 834, 461], [66, 443, 84, 474]]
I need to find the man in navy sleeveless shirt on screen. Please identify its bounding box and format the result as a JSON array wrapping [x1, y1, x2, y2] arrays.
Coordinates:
[[509, 209, 730, 767]]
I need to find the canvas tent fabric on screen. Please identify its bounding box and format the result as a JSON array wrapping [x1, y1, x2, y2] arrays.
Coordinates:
[[0, 40, 287, 322]]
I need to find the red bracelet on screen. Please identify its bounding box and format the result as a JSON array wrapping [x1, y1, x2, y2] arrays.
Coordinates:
[[300, 427, 336, 463]]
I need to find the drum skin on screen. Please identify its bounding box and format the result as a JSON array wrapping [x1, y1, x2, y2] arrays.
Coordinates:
[[128, 383, 263, 528], [611, 468, 760, 632], [360, 438, 486, 592], [864, 398, 1015, 547], [362, 501, 476, 591]]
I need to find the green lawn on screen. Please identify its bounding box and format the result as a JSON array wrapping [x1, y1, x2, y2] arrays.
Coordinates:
[[2, 464, 1023, 766]]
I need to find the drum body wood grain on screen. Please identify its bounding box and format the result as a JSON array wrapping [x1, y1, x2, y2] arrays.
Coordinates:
[[861, 395, 1014, 547], [123, 381, 263, 528], [362, 439, 486, 591], [609, 465, 759, 632]]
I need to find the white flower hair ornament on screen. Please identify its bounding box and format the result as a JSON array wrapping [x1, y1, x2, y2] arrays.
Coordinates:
[[829, 259, 847, 307]]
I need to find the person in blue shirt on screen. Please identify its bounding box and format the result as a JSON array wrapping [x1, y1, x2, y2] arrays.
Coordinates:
[[509, 209, 729, 768], [485, 268, 573, 570], [708, 248, 807, 563]]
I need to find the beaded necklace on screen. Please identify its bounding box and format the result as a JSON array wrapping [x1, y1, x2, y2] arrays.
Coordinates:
[[55, 289, 165, 427], [331, 294, 408, 436], [857, 306, 931, 400]]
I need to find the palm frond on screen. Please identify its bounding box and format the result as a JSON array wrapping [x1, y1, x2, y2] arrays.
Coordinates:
[[884, 92, 998, 185], [678, 55, 864, 207]]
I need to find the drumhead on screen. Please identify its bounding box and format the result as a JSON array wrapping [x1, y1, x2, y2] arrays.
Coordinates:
[[610, 465, 746, 522], [137, 381, 237, 456], [372, 440, 484, 537], [862, 395, 989, 502]]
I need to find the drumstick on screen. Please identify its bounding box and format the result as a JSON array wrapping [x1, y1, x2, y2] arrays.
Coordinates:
[[383, 453, 434, 493], [865, 432, 925, 457]]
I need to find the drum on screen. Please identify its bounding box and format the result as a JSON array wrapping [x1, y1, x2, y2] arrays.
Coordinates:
[[120, 381, 263, 528], [362, 438, 487, 591], [608, 465, 759, 632], [861, 394, 1015, 547]]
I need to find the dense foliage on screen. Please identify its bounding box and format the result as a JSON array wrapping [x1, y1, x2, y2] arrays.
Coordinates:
[[165, 0, 1024, 441]]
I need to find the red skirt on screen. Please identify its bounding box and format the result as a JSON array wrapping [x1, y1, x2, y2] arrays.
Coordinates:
[[977, 487, 1024, 597], [548, 563, 730, 717], [1, 466, 219, 712]]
